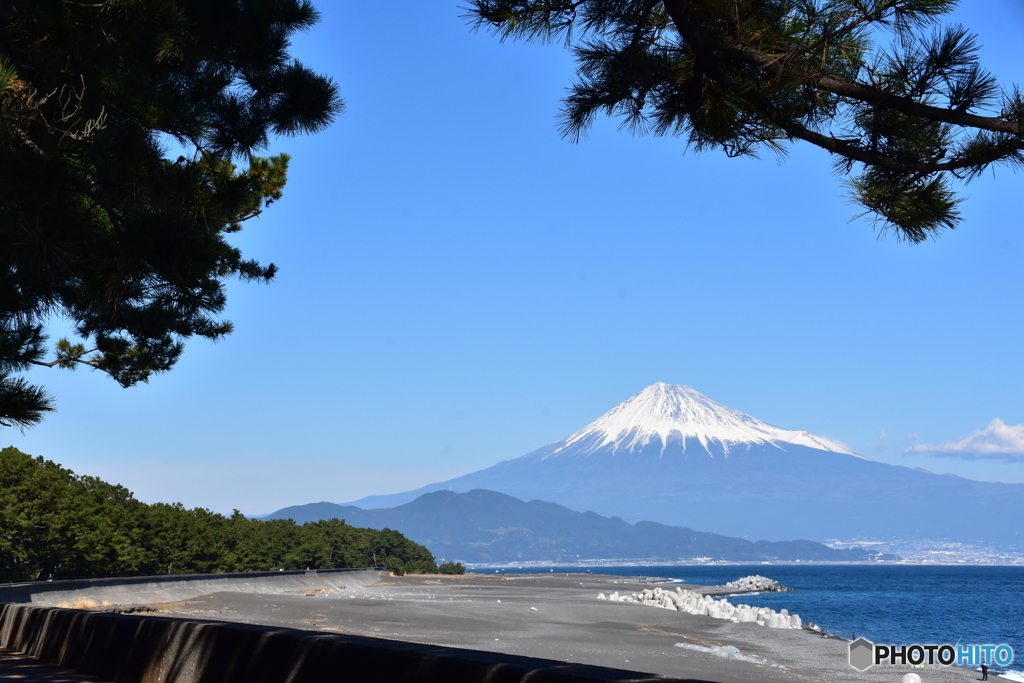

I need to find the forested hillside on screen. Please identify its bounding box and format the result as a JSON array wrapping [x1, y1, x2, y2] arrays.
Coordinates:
[[0, 447, 439, 582]]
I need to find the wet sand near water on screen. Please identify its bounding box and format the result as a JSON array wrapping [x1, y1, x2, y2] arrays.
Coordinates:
[[147, 573, 983, 683]]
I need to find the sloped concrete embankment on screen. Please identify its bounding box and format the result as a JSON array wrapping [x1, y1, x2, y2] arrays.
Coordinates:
[[0, 602, 701, 683], [0, 568, 383, 606]]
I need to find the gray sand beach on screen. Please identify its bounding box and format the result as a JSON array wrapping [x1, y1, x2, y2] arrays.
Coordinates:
[[149, 573, 983, 683]]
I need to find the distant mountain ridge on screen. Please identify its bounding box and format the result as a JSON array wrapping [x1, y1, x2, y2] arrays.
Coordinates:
[[267, 489, 887, 564], [338, 384, 1024, 546]]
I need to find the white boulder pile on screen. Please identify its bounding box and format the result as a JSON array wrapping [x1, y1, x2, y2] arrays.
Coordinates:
[[597, 586, 802, 629], [724, 575, 791, 592]]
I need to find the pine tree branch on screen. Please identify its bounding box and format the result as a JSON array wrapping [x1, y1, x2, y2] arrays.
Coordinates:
[[662, 0, 1022, 136], [28, 350, 99, 370], [783, 1, 903, 66], [774, 118, 1017, 173]]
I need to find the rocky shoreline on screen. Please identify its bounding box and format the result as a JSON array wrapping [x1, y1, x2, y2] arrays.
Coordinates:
[[723, 575, 791, 592], [598, 582, 804, 629]]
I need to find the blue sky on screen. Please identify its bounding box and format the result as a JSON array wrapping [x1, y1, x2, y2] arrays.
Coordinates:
[[6, 1, 1024, 515]]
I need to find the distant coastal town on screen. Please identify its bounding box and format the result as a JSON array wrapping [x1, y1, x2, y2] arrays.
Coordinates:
[[464, 539, 1024, 569], [824, 538, 1024, 565]]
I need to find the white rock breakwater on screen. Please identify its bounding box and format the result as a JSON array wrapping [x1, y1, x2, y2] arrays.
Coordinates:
[[597, 584, 803, 629], [724, 575, 792, 592]]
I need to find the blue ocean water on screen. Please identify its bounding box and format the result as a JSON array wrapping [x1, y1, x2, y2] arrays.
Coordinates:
[[487, 564, 1024, 673]]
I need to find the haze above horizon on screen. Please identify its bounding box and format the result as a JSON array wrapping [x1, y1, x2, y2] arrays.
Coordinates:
[[6, 2, 1024, 515]]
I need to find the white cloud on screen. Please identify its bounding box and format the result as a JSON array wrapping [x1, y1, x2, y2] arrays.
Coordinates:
[[875, 427, 887, 452], [905, 419, 1024, 461]]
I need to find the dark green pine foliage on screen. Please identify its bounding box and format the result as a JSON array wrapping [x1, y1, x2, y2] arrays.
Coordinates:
[[0, 0, 343, 429], [466, 0, 1024, 240], [0, 447, 438, 582]]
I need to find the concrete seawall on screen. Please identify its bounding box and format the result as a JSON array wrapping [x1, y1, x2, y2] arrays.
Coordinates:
[[0, 602, 700, 683], [0, 568, 384, 606]]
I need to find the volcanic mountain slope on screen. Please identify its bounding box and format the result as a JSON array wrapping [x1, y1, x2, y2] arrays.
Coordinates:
[[342, 384, 1024, 546], [267, 489, 883, 564]]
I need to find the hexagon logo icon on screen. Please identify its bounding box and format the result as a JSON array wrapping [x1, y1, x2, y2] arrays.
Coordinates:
[[849, 638, 875, 671]]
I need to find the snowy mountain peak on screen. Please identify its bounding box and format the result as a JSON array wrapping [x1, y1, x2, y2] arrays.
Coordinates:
[[554, 383, 858, 457]]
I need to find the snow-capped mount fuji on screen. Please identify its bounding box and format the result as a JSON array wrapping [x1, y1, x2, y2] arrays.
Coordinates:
[[550, 382, 856, 457], [342, 383, 1023, 546]]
